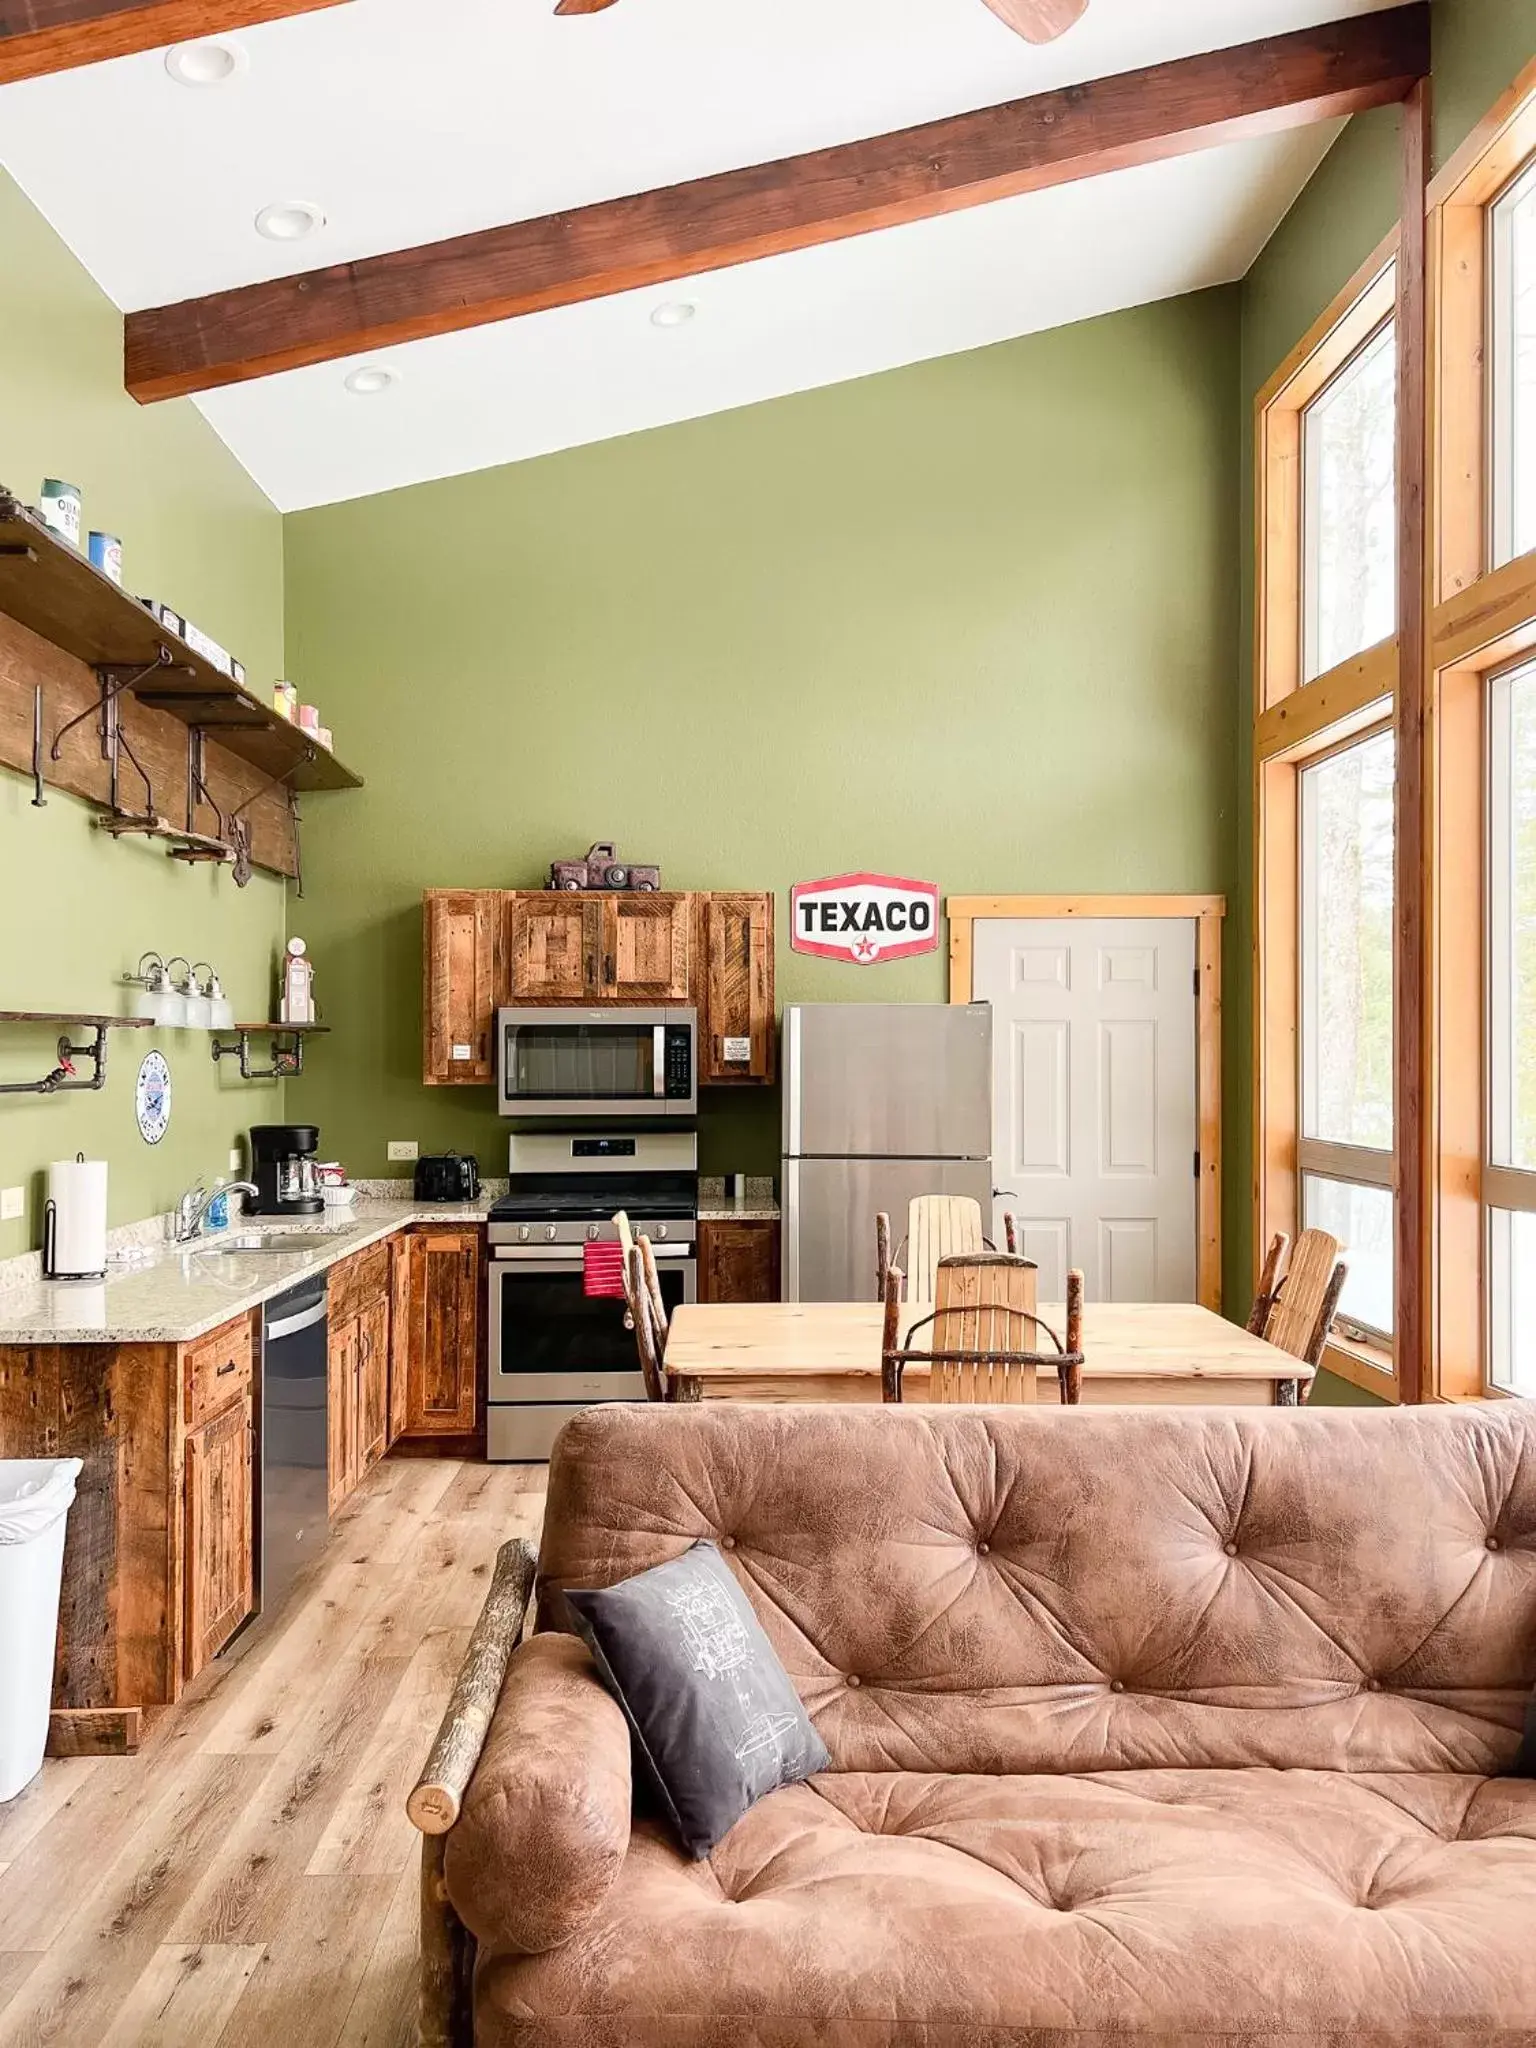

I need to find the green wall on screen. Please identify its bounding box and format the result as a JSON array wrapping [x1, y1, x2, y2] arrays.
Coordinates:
[[1231, 0, 1536, 1399], [0, 169, 287, 1259], [285, 288, 1244, 1277]]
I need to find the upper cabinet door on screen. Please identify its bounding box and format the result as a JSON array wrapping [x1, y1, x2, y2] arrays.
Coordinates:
[[601, 895, 693, 1002], [423, 890, 497, 1085], [701, 892, 776, 1083], [505, 895, 600, 1003]]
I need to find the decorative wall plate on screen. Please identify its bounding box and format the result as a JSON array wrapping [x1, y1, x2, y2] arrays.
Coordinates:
[[135, 1051, 172, 1145]]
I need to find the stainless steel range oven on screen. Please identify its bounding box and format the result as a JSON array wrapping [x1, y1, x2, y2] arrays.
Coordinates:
[[496, 1007, 697, 1119], [487, 1132, 697, 1463]]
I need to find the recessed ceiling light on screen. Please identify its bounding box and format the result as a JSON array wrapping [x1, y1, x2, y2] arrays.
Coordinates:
[[650, 301, 697, 330], [255, 200, 326, 243], [165, 39, 246, 85], [343, 364, 400, 396]]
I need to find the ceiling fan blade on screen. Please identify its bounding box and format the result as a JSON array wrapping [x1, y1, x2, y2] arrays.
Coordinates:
[[553, 0, 622, 13], [978, 0, 1089, 43]]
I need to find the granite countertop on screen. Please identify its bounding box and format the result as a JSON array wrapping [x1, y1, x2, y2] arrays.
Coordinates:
[[697, 1175, 780, 1223], [0, 1196, 495, 1348]]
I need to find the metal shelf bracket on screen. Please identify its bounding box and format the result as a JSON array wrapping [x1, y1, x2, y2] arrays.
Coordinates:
[[0, 1024, 111, 1097], [210, 1028, 312, 1082]]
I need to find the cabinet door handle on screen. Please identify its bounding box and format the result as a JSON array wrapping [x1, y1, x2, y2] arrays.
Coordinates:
[[217, 1359, 238, 1377], [604, 955, 615, 985]]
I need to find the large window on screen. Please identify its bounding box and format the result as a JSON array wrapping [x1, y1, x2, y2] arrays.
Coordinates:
[[1489, 657, 1536, 1393], [1299, 728, 1397, 1340], [1257, 59, 1536, 1404], [1491, 159, 1536, 568], [1303, 320, 1397, 679]]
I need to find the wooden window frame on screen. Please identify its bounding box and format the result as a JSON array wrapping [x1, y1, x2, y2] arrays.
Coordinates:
[[946, 893, 1225, 1313], [1256, 243, 1404, 1402], [1256, 55, 1536, 1403]]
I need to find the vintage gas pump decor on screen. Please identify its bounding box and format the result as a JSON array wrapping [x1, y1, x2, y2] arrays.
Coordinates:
[[790, 873, 940, 965]]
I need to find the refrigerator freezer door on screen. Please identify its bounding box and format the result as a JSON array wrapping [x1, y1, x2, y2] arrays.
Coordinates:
[[784, 1156, 996, 1303], [783, 1005, 993, 1159]]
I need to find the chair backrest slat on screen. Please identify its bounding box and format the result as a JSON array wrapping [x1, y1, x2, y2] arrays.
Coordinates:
[[639, 1236, 669, 1341], [1263, 1228, 1343, 1364], [907, 1196, 986, 1301], [625, 1244, 668, 1403], [930, 1254, 1039, 1407]]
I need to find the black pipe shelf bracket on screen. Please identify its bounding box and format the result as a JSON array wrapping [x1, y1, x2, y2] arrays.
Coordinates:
[[0, 1012, 154, 1097], [211, 1023, 329, 1083]]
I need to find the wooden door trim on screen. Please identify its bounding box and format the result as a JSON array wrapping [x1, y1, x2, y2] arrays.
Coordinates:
[[947, 893, 1226, 1311]]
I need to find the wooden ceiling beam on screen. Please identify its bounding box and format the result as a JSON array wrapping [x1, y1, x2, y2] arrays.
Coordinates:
[[0, 1, 348, 85], [124, 3, 1430, 403]]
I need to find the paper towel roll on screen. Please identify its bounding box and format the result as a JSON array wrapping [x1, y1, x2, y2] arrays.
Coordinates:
[[44, 1157, 108, 1280]]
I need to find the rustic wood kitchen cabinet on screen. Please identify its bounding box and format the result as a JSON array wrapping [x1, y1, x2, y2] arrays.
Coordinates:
[[184, 1393, 254, 1683], [424, 887, 775, 1086], [698, 1220, 781, 1304], [423, 889, 498, 1084], [401, 1227, 481, 1436], [327, 1242, 395, 1513], [700, 892, 776, 1083], [0, 1308, 260, 1727]]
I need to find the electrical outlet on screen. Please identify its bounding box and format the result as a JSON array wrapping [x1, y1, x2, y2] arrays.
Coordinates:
[[229, 1148, 243, 1173], [388, 1141, 419, 1163], [0, 1186, 23, 1222]]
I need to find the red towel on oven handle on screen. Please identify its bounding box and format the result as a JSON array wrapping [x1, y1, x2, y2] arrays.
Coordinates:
[[583, 1239, 627, 1300]]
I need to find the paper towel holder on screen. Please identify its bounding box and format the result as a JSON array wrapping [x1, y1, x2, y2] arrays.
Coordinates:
[[44, 1152, 108, 1282]]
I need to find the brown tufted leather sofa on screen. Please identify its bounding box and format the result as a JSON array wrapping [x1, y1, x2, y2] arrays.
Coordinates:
[[444, 1400, 1536, 2047]]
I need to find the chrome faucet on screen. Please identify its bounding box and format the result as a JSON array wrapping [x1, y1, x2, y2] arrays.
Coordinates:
[[175, 1178, 259, 1245]]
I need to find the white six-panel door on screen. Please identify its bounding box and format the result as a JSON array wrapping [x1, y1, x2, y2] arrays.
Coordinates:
[[972, 917, 1199, 1302]]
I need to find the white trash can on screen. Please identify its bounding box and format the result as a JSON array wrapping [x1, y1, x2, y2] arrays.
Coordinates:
[[0, 1459, 83, 1803]]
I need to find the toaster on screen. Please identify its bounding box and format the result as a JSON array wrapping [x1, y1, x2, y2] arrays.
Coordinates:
[[414, 1152, 481, 1203]]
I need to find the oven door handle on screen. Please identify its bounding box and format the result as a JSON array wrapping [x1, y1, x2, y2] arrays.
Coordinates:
[[490, 1244, 695, 1264]]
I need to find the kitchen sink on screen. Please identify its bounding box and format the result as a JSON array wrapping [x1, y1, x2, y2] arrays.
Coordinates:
[[187, 1229, 360, 1256]]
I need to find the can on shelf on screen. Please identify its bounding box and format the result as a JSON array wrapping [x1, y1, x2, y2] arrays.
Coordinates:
[[297, 704, 320, 733], [273, 681, 298, 721], [39, 480, 81, 546], [88, 531, 123, 584]]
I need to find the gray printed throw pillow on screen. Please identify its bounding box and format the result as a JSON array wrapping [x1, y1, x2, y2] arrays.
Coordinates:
[[565, 1540, 831, 1860]]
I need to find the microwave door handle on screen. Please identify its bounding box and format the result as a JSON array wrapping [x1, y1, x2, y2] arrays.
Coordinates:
[[653, 1025, 666, 1098]]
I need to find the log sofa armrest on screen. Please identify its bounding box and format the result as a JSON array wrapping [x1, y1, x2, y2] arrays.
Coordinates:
[[410, 1537, 539, 1834], [410, 1537, 538, 2048]]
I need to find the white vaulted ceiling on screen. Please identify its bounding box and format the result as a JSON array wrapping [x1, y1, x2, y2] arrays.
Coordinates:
[[0, 0, 1382, 507]]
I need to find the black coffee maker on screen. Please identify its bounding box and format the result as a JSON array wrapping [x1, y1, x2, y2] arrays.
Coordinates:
[[249, 1124, 324, 1216]]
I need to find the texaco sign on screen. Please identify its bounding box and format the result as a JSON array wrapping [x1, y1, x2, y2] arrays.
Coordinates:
[[790, 873, 940, 965]]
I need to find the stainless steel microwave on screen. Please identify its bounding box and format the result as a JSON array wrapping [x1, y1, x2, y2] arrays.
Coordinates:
[[496, 1007, 697, 1119]]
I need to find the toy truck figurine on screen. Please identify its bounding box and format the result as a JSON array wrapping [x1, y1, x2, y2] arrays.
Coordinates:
[[548, 843, 661, 892]]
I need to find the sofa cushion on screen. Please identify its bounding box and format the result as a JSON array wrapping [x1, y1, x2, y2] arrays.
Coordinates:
[[538, 1402, 1536, 1778], [566, 1541, 831, 1859], [476, 1768, 1536, 2046], [445, 1633, 632, 1955]]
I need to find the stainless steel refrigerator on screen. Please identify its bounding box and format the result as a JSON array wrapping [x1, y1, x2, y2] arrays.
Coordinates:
[[782, 1004, 994, 1302]]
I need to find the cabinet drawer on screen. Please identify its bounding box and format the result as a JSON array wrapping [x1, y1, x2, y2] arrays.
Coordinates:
[[330, 1241, 391, 1325], [184, 1312, 255, 1429]]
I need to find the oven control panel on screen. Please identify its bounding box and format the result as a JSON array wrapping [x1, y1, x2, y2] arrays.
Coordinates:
[[664, 1025, 693, 1100]]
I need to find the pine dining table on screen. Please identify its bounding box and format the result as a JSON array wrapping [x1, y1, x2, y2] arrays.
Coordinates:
[[664, 1299, 1311, 1407]]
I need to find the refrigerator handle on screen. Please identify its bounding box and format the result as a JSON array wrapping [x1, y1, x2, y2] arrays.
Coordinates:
[[784, 1009, 802, 1157]]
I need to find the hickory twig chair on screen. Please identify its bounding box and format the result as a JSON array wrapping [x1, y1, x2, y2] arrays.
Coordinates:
[[876, 1196, 1022, 1300], [624, 1242, 669, 1403], [883, 1254, 1086, 1406], [1247, 1229, 1349, 1403]]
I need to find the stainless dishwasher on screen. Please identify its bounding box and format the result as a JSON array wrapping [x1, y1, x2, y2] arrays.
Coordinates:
[[261, 1273, 329, 1618]]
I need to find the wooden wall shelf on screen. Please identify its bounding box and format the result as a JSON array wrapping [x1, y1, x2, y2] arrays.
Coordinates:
[[0, 1010, 154, 1027], [0, 1011, 153, 1096], [212, 1022, 329, 1081], [0, 493, 361, 794]]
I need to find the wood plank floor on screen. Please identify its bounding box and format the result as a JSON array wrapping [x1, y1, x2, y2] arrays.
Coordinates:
[[0, 1458, 545, 2048]]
